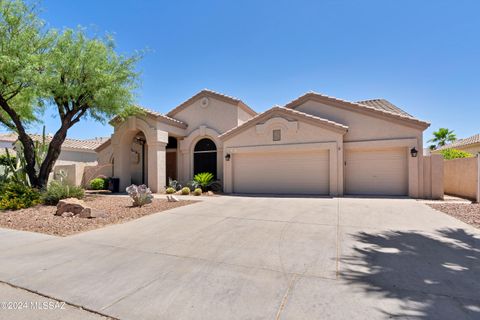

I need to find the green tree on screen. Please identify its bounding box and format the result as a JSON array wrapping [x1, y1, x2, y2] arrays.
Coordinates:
[[0, 0, 140, 188], [428, 128, 456, 149]]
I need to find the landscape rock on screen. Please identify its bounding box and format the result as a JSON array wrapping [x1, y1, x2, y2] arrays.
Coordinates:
[[207, 191, 214, 196], [167, 195, 179, 202], [55, 198, 106, 219]]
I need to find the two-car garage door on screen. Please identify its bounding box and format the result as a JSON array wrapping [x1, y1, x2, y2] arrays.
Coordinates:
[[232, 150, 329, 195], [345, 147, 408, 196], [230, 147, 408, 196]]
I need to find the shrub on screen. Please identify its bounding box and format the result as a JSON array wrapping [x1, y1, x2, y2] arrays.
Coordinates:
[[90, 177, 108, 190], [126, 184, 153, 207], [181, 187, 190, 195], [440, 149, 474, 160], [166, 187, 176, 194], [168, 178, 182, 191], [193, 172, 214, 190], [0, 182, 41, 210], [193, 188, 202, 196], [42, 181, 85, 205]]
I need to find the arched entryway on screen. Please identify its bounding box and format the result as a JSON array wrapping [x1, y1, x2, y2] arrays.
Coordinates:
[[194, 138, 217, 178], [130, 132, 148, 185], [166, 136, 178, 183]]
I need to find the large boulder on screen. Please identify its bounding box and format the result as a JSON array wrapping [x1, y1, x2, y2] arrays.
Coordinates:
[[55, 198, 106, 218]]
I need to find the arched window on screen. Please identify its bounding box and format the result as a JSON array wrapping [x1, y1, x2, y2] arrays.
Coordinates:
[[194, 138, 217, 178]]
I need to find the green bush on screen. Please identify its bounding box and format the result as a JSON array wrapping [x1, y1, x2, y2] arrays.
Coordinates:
[[193, 172, 214, 190], [166, 187, 176, 194], [0, 182, 41, 210], [42, 181, 85, 205], [193, 188, 202, 196], [90, 177, 108, 190], [181, 187, 190, 195], [440, 149, 474, 160]]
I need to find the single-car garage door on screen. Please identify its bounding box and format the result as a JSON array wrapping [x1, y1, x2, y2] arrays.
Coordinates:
[[345, 147, 408, 196], [233, 150, 329, 195]]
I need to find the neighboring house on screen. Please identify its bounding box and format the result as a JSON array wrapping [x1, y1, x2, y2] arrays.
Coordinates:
[[432, 133, 480, 155], [0, 133, 108, 185], [97, 89, 432, 198]]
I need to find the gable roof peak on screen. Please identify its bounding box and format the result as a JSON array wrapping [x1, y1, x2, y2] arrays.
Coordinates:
[[166, 89, 256, 117]]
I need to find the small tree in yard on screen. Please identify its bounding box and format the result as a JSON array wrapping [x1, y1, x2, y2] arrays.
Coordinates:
[[0, 0, 140, 188]]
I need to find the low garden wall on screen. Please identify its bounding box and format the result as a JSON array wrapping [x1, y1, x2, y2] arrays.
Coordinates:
[[444, 156, 480, 202]]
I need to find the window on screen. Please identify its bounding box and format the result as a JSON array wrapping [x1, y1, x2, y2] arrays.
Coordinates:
[[272, 129, 281, 141]]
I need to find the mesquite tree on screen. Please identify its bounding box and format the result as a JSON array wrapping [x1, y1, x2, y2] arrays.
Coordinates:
[[0, 0, 140, 188]]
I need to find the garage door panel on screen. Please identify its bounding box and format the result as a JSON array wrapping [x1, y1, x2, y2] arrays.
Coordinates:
[[345, 148, 408, 196], [233, 150, 329, 195]]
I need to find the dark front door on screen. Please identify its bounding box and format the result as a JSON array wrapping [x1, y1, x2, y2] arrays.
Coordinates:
[[193, 138, 217, 178]]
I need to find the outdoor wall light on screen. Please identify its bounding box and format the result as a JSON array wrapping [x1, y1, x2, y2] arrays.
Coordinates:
[[410, 147, 418, 158], [225, 153, 231, 161]]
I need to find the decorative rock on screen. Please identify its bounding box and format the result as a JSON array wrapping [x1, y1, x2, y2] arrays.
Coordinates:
[[61, 212, 74, 218], [167, 195, 180, 202], [207, 191, 214, 196], [55, 198, 106, 219]]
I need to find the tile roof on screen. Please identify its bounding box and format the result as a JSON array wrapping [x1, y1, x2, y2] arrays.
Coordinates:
[[0, 133, 108, 151], [166, 89, 257, 117], [109, 106, 188, 129], [356, 99, 413, 117], [284, 92, 429, 129], [436, 133, 480, 151], [219, 105, 348, 140]]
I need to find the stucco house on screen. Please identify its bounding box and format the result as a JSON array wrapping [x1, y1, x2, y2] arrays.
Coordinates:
[[95, 89, 433, 198], [433, 133, 480, 155], [0, 132, 108, 185]]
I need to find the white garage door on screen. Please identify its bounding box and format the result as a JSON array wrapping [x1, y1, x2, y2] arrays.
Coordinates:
[[345, 147, 408, 196], [233, 150, 329, 195]]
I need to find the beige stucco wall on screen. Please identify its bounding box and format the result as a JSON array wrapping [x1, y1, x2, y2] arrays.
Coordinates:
[[444, 156, 479, 201], [222, 115, 344, 196], [172, 97, 241, 135], [295, 100, 426, 198], [458, 143, 480, 155], [422, 154, 444, 200]]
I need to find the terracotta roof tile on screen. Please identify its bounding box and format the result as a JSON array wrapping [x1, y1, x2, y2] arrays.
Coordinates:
[[0, 133, 108, 151], [436, 133, 480, 151], [284, 92, 429, 129], [356, 98, 413, 117]]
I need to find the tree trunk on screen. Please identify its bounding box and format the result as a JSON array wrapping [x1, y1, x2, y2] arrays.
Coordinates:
[[0, 96, 39, 187], [37, 124, 69, 188]]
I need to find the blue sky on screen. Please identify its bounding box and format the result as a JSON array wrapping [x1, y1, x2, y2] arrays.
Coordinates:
[[13, 0, 480, 144]]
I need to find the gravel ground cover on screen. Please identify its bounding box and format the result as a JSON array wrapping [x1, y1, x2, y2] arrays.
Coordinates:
[[0, 195, 196, 236], [427, 203, 480, 229]]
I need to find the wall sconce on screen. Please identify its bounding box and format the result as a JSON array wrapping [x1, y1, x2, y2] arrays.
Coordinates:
[[225, 153, 231, 161], [410, 147, 418, 158]]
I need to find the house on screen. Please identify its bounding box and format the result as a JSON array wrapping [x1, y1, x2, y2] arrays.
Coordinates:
[[433, 133, 480, 155], [0, 133, 108, 185], [96, 89, 433, 197]]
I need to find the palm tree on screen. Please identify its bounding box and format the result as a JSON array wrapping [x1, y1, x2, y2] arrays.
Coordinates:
[[428, 128, 457, 148]]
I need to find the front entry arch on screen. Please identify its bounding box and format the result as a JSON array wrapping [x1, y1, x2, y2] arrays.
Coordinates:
[[194, 138, 217, 178]]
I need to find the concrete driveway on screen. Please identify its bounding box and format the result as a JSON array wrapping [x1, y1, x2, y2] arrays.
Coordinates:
[[0, 196, 479, 320]]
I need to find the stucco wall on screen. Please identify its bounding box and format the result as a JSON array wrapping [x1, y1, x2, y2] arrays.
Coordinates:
[[444, 156, 479, 201], [58, 150, 97, 163], [422, 154, 444, 200], [222, 115, 344, 196], [295, 100, 422, 141], [458, 143, 480, 155], [173, 97, 240, 135]]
